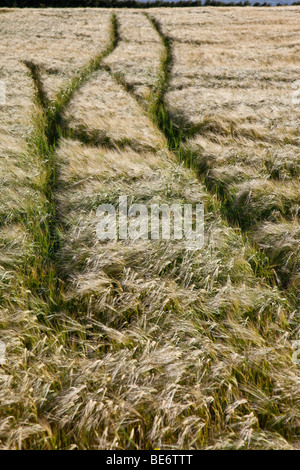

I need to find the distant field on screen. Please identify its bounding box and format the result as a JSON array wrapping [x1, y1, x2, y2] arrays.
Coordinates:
[[0, 6, 299, 450]]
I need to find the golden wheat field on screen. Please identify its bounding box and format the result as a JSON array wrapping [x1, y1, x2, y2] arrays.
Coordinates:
[[0, 6, 299, 450]]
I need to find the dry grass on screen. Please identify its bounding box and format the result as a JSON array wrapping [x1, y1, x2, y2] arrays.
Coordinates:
[[0, 7, 299, 450], [63, 69, 166, 151], [52, 128, 299, 448]]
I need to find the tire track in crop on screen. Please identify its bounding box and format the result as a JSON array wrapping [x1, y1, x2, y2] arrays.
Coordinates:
[[22, 13, 119, 310], [130, 13, 298, 302]]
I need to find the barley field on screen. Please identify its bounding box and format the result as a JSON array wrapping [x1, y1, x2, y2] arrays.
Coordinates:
[[0, 6, 299, 450]]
